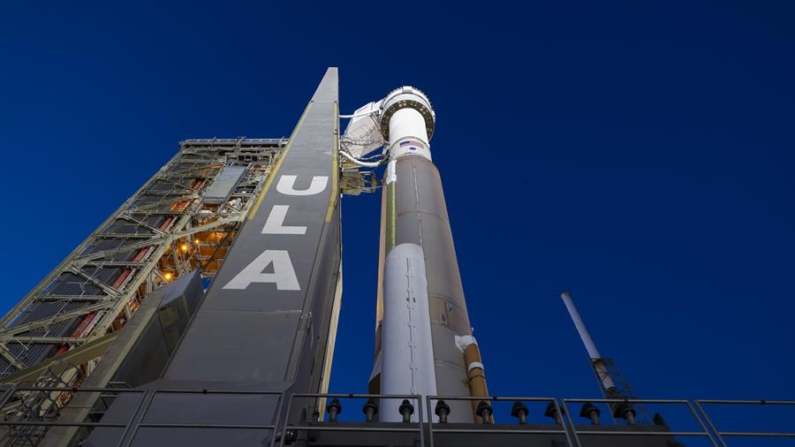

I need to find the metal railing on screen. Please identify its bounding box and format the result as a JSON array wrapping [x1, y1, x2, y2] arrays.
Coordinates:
[[1, 385, 793, 447], [695, 399, 795, 447], [425, 395, 573, 447], [280, 393, 426, 447], [561, 398, 719, 447], [0, 386, 284, 447], [120, 388, 284, 447]]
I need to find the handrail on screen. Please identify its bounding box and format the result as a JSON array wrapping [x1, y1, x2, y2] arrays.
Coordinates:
[[561, 398, 719, 447], [694, 399, 795, 447], [0, 385, 791, 447], [281, 392, 425, 447], [0, 386, 284, 447], [424, 395, 573, 447]]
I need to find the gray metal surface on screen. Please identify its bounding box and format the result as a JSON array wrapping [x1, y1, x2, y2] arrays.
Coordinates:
[[305, 423, 677, 447], [40, 271, 204, 447], [118, 271, 204, 387], [203, 165, 247, 203], [163, 67, 339, 385], [83, 68, 342, 447]]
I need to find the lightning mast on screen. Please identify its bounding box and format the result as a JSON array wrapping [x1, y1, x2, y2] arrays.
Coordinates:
[[561, 291, 650, 424], [560, 291, 617, 393]]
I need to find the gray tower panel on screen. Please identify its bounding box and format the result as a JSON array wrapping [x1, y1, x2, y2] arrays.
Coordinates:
[[203, 165, 247, 203], [97, 270, 206, 388], [163, 311, 302, 382], [163, 68, 339, 385], [84, 68, 341, 447]]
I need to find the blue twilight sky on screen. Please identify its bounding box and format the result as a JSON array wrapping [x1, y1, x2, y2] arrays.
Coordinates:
[[1, 0, 793, 434]]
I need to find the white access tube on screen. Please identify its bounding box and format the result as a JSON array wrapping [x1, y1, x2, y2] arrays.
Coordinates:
[[380, 243, 438, 422], [560, 291, 617, 391]]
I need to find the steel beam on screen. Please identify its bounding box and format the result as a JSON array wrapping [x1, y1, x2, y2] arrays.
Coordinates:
[[65, 266, 123, 297], [6, 336, 88, 344], [0, 333, 118, 388], [0, 344, 26, 371], [0, 302, 113, 337], [35, 295, 110, 303]]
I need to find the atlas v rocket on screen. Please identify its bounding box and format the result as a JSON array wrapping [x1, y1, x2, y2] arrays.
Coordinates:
[[345, 87, 488, 423]]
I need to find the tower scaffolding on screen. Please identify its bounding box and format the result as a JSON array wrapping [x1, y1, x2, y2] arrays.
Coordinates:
[[0, 138, 285, 417]]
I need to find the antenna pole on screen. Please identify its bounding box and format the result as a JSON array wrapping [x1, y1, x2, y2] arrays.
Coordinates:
[[560, 291, 617, 393]]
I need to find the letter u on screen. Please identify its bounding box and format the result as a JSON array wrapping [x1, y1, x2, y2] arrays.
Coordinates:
[[277, 175, 328, 196]]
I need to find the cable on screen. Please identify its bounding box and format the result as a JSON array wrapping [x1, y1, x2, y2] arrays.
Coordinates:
[[339, 150, 386, 168]]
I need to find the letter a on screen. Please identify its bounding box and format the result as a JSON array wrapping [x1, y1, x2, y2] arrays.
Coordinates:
[[223, 250, 300, 291], [277, 175, 328, 196]]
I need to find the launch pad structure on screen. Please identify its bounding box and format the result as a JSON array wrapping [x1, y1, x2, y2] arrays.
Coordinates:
[[0, 68, 790, 447]]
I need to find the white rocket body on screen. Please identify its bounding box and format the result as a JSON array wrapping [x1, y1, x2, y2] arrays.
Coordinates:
[[380, 244, 437, 422]]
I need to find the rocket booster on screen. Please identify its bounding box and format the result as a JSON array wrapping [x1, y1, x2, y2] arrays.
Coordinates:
[[368, 87, 486, 423]]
